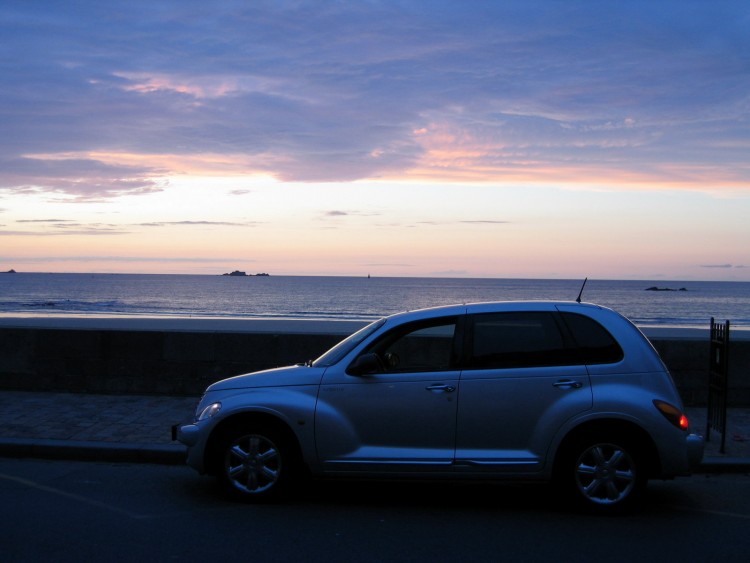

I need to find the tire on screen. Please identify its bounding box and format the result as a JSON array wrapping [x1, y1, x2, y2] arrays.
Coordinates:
[[217, 424, 295, 502], [556, 433, 646, 514]]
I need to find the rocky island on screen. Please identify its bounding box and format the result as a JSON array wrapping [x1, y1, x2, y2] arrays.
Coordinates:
[[221, 270, 270, 277]]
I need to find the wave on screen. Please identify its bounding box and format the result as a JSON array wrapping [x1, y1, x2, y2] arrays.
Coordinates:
[[2, 299, 126, 311], [2, 274, 750, 327]]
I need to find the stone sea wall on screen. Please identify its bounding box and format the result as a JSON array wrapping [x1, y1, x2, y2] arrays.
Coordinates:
[[0, 320, 748, 405]]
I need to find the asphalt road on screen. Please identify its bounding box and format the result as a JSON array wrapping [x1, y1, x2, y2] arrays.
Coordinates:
[[1, 458, 749, 562]]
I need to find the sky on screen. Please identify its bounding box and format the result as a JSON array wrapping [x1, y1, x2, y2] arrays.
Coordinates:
[[1, 1, 749, 280]]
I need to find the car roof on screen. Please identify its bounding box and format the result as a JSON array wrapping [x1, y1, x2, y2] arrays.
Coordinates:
[[384, 300, 608, 323]]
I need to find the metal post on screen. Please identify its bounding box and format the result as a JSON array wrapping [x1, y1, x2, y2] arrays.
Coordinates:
[[706, 318, 730, 454]]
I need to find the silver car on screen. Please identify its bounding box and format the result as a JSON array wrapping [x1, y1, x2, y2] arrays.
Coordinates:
[[175, 301, 703, 513]]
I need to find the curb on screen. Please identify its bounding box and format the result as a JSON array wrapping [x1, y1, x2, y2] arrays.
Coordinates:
[[0, 438, 185, 465], [2, 438, 749, 473], [695, 456, 750, 473]]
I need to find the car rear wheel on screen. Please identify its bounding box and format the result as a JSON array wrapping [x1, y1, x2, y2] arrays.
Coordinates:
[[217, 425, 294, 502], [557, 434, 646, 513]]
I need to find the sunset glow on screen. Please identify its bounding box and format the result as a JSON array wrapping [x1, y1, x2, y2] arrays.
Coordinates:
[[1, 1, 748, 280]]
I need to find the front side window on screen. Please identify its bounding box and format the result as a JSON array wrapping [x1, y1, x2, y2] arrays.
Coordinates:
[[313, 318, 386, 367], [468, 312, 576, 369], [357, 317, 458, 373]]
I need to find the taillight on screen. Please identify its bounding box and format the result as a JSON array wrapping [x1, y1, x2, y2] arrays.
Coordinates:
[[654, 400, 689, 430]]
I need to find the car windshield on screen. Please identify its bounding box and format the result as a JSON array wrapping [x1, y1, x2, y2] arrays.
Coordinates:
[[312, 318, 386, 367]]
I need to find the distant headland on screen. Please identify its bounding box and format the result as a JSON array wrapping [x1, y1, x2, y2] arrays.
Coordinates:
[[221, 270, 270, 277], [2, 269, 16, 274], [645, 286, 687, 292]]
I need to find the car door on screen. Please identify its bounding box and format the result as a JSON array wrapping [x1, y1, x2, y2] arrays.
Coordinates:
[[316, 317, 460, 473], [454, 311, 592, 473]]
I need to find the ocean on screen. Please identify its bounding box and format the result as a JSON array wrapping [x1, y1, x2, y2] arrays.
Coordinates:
[[1, 273, 749, 328]]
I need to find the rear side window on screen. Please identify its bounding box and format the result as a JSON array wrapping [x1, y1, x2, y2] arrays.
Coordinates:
[[561, 313, 623, 364], [468, 312, 577, 369]]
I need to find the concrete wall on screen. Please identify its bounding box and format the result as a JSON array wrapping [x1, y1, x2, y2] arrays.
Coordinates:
[[1, 324, 748, 405], [649, 337, 749, 406], [0, 327, 342, 396]]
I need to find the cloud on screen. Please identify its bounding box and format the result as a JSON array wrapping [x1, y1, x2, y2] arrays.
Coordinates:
[[700, 264, 746, 269], [363, 263, 415, 268], [17, 219, 73, 223], [430, 269, 470, 276], [1, 255, 248, 264], [0, 227, 130, 236], [459, 220, 510, 225], [417, 219, 510, 226], [322, 210, 382, 219], [4, 218, 128, 235], [0, 157, 163, 200], [138, 220, 256, 227], [1, 1, 749, 197], [3, 218, 258, 236]]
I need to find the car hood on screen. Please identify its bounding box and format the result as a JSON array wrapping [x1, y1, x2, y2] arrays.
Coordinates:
[[206, 364, 325, 391]]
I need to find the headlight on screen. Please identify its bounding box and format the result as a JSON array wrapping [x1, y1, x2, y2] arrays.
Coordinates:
[[197, 402, 222, 421]]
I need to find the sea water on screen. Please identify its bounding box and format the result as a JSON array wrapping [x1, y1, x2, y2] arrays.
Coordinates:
[[1, 273, 749, 328]]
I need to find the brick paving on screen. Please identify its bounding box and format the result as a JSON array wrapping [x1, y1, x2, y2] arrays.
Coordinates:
[[1, 390, 195, 444]]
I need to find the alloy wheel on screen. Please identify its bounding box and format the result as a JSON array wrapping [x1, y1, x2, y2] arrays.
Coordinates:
[[224, 433, 281, 495], [574, 442, 637, 505]]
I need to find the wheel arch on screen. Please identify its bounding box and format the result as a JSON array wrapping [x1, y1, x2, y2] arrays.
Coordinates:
[[553, 418, 662, 478], [203, 411, 306, 476]]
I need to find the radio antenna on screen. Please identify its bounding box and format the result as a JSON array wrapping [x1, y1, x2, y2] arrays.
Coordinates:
[[576, 277, 588, 303]]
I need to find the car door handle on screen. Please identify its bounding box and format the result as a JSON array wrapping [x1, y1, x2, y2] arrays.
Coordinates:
[[426, 384, 456, 393], [553, 379, 583, 389]]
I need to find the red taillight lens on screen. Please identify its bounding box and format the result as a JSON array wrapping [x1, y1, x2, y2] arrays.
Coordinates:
[[654, 400, 689, 430], [678, 414, 689, 430]]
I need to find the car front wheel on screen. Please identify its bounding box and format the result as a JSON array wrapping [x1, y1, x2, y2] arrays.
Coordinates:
[[217, 425, 293, 502]]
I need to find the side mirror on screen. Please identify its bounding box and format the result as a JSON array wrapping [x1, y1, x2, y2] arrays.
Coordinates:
[[347, 352, 384, 376]]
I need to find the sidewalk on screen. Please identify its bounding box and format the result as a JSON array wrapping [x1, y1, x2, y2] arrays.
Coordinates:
[[0, 390, 749, 470], [0, 391, 195, 465]]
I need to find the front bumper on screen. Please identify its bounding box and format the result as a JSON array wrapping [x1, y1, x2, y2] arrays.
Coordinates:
[[171, 420, 211, 473], [172, 421, 200, 447]]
